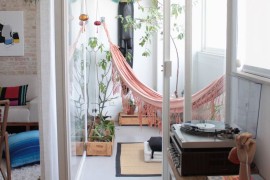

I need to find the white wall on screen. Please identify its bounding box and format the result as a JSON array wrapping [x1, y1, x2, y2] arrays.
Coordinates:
[[254, 84, 270, 179], [244, 0, 270, 70], [238, 1, 270, 178], [193, 52, 225, 93], [133, 1, 156, 89]]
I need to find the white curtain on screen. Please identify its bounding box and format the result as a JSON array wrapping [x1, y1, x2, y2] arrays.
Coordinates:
[[39, 0, 59, 179]]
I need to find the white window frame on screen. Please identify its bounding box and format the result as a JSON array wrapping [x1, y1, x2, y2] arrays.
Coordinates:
[[241, 65, 270, 79]]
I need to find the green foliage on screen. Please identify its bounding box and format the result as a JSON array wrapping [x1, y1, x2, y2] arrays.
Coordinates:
[[88, 37, 104, 52], [90, 120, 115, 142], [88, 37, 98, 49], [87, 37, 117, 120], [117, 0, 185, 58], [124, 52, 132, 63], [117, 0, 186, 97]]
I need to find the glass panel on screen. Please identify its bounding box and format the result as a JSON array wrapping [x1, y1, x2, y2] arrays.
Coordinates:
[[156, 0, 188, 124], [170, 0, 185, 100], [230, 0, 263, 138], [67, 0, 87, 179], [204, 0, 227, 51], [169, 0, 185, 124], [236, 0, 270, 78], [191, 0, 227, 122]]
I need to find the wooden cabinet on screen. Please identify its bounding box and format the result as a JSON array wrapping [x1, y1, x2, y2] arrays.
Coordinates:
[[118, 112, 152, 126]]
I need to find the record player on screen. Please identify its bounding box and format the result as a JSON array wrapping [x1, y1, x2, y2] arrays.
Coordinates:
[[172, 120, 240, 149], [168, 120, 240, 176]]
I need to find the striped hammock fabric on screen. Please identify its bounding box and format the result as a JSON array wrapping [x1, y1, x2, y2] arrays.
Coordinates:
[[102, 23, 225, 125]]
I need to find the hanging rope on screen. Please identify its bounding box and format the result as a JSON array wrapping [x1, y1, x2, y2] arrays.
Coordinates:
[[94, 0, 101, 33], [79, 0, 89, 32]]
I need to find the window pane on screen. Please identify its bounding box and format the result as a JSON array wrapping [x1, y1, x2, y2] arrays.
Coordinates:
[[205, 0, 227, 50], [192, 0, 226, 121], [237, 0, 270, 77]]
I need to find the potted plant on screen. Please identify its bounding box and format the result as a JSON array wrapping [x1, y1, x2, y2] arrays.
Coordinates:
[[89, 120, 115, 142], [86, 117, 115, 156], [127, 97, 136, 115]]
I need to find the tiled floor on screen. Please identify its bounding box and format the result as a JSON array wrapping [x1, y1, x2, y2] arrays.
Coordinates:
[[80, 124, 162, 180]]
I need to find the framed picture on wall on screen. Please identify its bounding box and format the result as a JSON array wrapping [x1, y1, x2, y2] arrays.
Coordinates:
[[0, 11, 24, 56]]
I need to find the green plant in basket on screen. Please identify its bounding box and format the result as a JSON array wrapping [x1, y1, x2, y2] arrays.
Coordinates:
[[89, 120, 115, 142]]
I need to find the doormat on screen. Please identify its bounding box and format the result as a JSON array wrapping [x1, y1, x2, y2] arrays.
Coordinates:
[[115, 142, 162, 177]]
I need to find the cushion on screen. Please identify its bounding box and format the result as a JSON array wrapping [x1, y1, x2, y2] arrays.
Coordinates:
[[1, 106, 30, 122], [144, 141, 162, 162], [0, 85, 28, 106], [8, 130, 40, 168], [0, 75, 38, 101], [148, 136, 162, 159]]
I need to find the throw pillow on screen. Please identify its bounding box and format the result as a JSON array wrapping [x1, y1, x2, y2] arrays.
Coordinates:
[[8, 130, 40, 168], [148, 136, 162, 159], [0, 85, 28, 106]]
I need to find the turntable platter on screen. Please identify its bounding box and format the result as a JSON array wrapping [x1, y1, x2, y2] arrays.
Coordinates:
[[179, 120, 239, 138], [180, 120, 229, 135], [196, 123, 215, 129]]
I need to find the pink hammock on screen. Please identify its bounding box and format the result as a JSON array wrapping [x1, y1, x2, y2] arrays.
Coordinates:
[[103, 23, 225, 125]]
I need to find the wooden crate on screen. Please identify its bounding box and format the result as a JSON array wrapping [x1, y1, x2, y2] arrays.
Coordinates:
[[118, 112, 152, 126], [86, 129, 114, 156]]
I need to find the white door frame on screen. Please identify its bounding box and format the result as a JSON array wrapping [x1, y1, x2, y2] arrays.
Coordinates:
[[54, 0, 70, 179]]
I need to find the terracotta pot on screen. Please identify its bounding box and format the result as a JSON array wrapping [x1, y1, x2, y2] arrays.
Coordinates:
[[127, 105, 136, 115]]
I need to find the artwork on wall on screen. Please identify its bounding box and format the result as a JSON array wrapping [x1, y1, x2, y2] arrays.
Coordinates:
[[0, 11, 24, 56]]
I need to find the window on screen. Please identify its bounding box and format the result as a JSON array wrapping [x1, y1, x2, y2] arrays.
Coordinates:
[[237, 0, 270, 79], [202, 0, 227, 54]]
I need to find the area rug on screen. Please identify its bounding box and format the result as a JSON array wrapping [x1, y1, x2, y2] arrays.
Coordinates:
[[0, 163, 40, 180], [115, 142, 162, 177]]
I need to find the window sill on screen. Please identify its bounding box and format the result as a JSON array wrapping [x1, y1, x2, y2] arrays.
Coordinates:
[[232, 70, 270, 86], [200, 49, 225, 57]]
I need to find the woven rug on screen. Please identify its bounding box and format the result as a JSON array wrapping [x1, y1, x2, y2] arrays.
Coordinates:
[[115, 142, 162, 177], [0, 163, 40, 180]]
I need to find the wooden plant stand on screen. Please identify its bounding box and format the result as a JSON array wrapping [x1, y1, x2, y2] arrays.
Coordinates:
[[118, 112, 153, 126]]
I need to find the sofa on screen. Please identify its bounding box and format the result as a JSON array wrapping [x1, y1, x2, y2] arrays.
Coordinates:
[[0, 75, 39, 130]]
